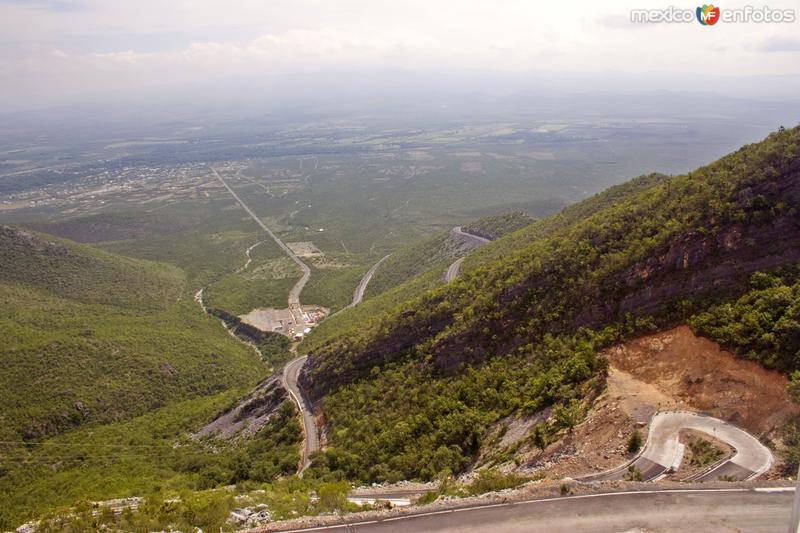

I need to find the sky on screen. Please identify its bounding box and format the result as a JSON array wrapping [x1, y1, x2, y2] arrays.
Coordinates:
[[1, 0, 799, 112]]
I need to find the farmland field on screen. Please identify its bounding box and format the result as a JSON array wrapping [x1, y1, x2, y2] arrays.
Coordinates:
[[1, 110, 791, 318]]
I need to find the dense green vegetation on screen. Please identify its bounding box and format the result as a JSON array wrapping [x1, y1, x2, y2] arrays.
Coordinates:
[[301, 267, 446, 354], [0, 228, 267, 442], [256, 331, 294, 369], [0, 392, 303, 529], [303, 127, 800, 482], [689, 269, 800, 372], [363, 212, 536, 300], [461, 212, 535, 241], [103, 228, 269, 289], [200, 237, 302, 315], [308, 332, 606, 482], [0, 391, 234, 528], [302, 263, 369, 311], [363, 230, 456, 299], [205, 273, 298, 315], [461, 173, 671, 273], [3, 126, 799, 528], [0, 225, 184, 310], [0, 226, 311, 529]]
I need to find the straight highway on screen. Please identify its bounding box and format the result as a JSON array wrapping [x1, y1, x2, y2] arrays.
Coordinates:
[[214, 167, 311, 329]]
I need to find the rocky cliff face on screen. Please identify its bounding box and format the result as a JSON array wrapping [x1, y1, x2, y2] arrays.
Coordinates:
[[300, 128, 800, 402], [589, 172, 800, 325], [588, 214, 800, 324]]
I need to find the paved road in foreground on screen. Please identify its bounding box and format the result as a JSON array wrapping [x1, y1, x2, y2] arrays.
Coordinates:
[[273, 488, 793, 533], [282, 356, 319, 471], [444, 227, 492, 282], [214, 168, 312, 328], [580, 411, 773, 482]]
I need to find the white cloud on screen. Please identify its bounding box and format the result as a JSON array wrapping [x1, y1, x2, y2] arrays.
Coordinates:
[[1, 0, 799, 111], [757, 36, 800, 52]]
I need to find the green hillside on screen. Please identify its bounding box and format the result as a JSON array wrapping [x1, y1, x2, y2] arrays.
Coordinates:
[[362, 213, 536, 302], [362, 231, 455, 299], [300, 127, 800, 482], [461, 211, 535, 241], [0, 225, 184, 309], [0, 226, 266, 442]]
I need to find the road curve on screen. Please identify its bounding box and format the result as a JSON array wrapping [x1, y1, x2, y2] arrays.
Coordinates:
[[348, 254, 392, 308], [215, 167, 318, 472], [452, 225, 491, 245], [443, 257, 465, 283], [443, 226, 492, 282], [214, 168, 311, 325], [580, 411, 773, 482], [282, 356, 319, 472], [271, 487, 794, 533]]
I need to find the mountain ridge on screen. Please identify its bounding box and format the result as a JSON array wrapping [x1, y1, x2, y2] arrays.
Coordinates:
[[296, 126, 800, 482]]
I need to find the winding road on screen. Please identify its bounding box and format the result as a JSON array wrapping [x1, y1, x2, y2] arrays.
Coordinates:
[[283, 356, 319, 471], [452, 225, 492, 246], [579, 411, 773, 482], [348, 254, 392, 308], [443, 257, 466, 283], [213, 173, 776, 496], [214, 167, 311, 327], [271, 487, 794, 532], [215, 167, 319, 472], [444, 226, 492, 282]]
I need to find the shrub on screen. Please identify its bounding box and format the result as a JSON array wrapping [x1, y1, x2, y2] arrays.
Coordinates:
[[316, 481, 350, 512], [467, 469, 526, 495], [627, 429, 643, 454]]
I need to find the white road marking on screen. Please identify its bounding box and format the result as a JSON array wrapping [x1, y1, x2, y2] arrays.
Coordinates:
[[275, 487, 793, 532]]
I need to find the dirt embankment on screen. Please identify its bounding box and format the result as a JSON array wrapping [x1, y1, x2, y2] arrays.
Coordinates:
[[505, 325, 798, 479], [605, 325, 798, 437]]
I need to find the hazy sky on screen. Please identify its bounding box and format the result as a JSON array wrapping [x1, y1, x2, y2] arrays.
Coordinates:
[[1, 0, 799, 112]]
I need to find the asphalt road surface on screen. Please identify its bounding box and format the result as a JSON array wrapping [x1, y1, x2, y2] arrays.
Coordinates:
[[443, 257, 466, 283], [444, 227, 492, 282], [273, 488, 793, 533], [216, 167, 319, 472], [452, 226, 492, 246], [215, 168, 312, 327], [349, 254, 392, 307], [581, 411, 773, 482], [282, 356, 319, 471]]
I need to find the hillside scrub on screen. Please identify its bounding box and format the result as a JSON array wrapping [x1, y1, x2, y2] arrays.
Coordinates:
[[302, 126, 800, 482], [0, 396, 302, 529], [461, 212, 535, 241], [689, 269, 800, 372]]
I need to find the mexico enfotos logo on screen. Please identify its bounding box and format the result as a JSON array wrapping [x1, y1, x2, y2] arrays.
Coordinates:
[[631, 4, 796, 24]]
